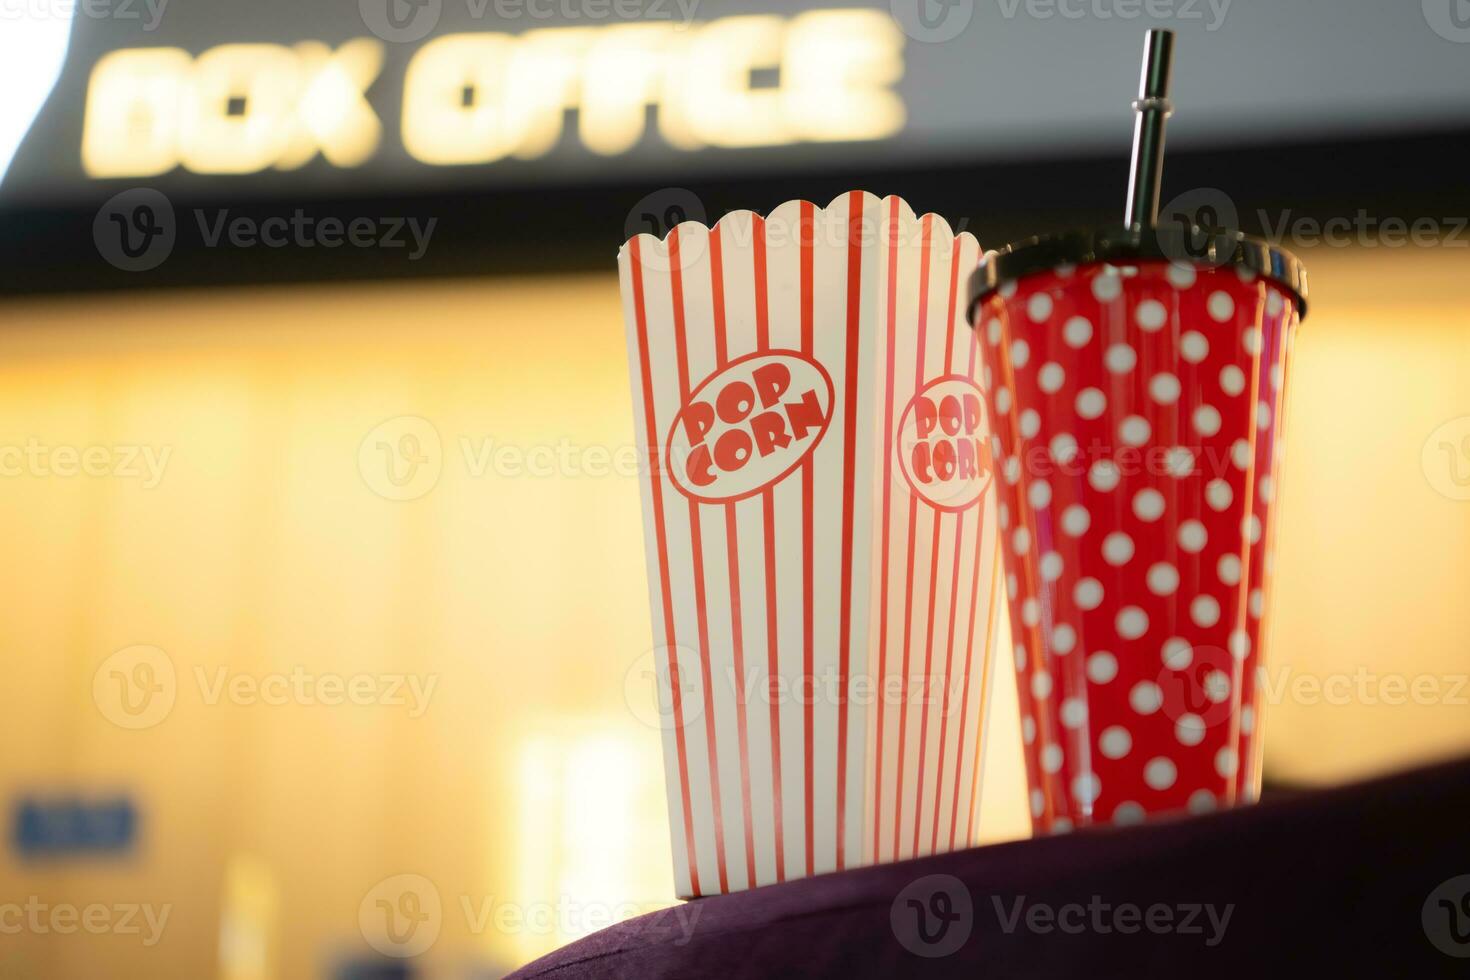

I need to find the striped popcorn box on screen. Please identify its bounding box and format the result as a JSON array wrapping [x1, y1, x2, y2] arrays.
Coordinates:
[[618, 192, 1005, 898]]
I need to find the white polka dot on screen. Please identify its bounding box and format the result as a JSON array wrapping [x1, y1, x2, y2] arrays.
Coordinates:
[[1031, 670, 1052, 699], [1120, 415, 1151, 446], [986, 318, 1001, 345], [1006, 573, 1018, 600], [1005, 456, 1021, 484], [1074, 578, 1104, 610], [1019, 409, 1041, 438], [1150, 372, 1181, 404], [1021, 597, 1040, 626], [1208, 291, 1234, 322], [983, 365, 993, 389], [1249, 588, 1264, 618], [1056, 265, 1075, 278], [1165, 446, 1196, 478], [1243, 513, 1262, 544], [1256, 401, 1271, 430], [1144, 757, 1178, 790], [999, 281, 1017, 298], [1029, 787, 1044, 817], [1236, 265, 1256, 284], [1204, 670, 1230, 703], [1051, 433, 1079, 466], [1259, 474, 1275, 503], [1112, 800, 1145, 825], [1099, 725, 1132, 759], [1023, 715, 1036, 744], [1217, 554, 1242, 586], [1011, 338, 1032, 368], [1050, 817, 1074, 835], [1130, 681, 1163, 715], [1206, 479, 1233, 511], [1132, 488, 1165, 522], [998, 503, 1009, 529], [1027, 293, 1053, 323], [1192, 404, 1222, 437], [1087, 651, 1117, 684], [1175, 713, 1207, 746], [1178, 520, 1207, 553], [1241, 705, 1255, 734], [1116, 606, 1149, 640], [1028, 480, 1052, 509], [1229, 628, 1252, 659], [1041, 742, 1063, 773], [1270, 363, 1284, 390], [1136, 299, 1167, 331], [1060, 698, 1087, 728], [1012, 526, 1030, 555], [1188, 789, 1217, 814], [1102, 532, 1134, 565], [1267, 290, 1285, 316], [1230, 439, 1251, 470], [1161, 636, 1192, 670], [1166, 263, 1197, 289], [1013, 643, 1027, 671], [1147, 562, 1179, 595], [1219, 365, 1246, 396], [1215, 746, 1238, 778], [1091, 270, 1121, 301], [1061, 504, 1091, 536], [1191, 594, 1221, 627], [1076, 388, 1107, 418], [1181, 332, 1209, 363], [1242, 327, 1262, 355], [1052, 624, 1077, 654], [1089, 460, 1121, 492], [1071, 772, 1101, 805], [995, 386, 1012, 414], [1105, 343, 1138, 374], [1039, 551, 1063, 582], [1063, 316, 1093, 348], [1038, 362, 1065, 393]]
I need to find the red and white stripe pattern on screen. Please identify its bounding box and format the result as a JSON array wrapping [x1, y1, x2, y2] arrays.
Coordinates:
[[619, 192, 1001, 898]]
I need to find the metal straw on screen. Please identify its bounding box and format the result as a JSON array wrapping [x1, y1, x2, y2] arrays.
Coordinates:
[[1124, 29, 1175, 232]]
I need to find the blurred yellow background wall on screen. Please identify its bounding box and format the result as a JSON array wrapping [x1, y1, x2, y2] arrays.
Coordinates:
[[0, 243, 1466, 978]]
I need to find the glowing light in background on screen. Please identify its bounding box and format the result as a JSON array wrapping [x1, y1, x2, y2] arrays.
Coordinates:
[[0, 7, 74, 183], [512, 726, 672, 963]]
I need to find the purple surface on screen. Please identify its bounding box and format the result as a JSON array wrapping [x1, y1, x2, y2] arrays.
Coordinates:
[[508, 756, 1470, 978]]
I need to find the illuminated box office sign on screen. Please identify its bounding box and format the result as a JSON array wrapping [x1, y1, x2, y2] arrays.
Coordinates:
[[81, 10, 904, 178]]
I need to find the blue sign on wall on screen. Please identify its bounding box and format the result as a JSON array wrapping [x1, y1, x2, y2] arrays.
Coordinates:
[[11, 795, 137, 858]]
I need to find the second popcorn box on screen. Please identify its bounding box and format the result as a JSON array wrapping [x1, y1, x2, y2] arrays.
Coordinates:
[[619, 192, 1005, 897]]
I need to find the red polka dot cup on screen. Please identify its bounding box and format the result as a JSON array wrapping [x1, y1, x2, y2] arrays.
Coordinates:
[[967, 229, 1307, 833]]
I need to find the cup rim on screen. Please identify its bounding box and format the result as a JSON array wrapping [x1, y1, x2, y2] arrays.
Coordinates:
[[966, 225, 1309, 325]]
